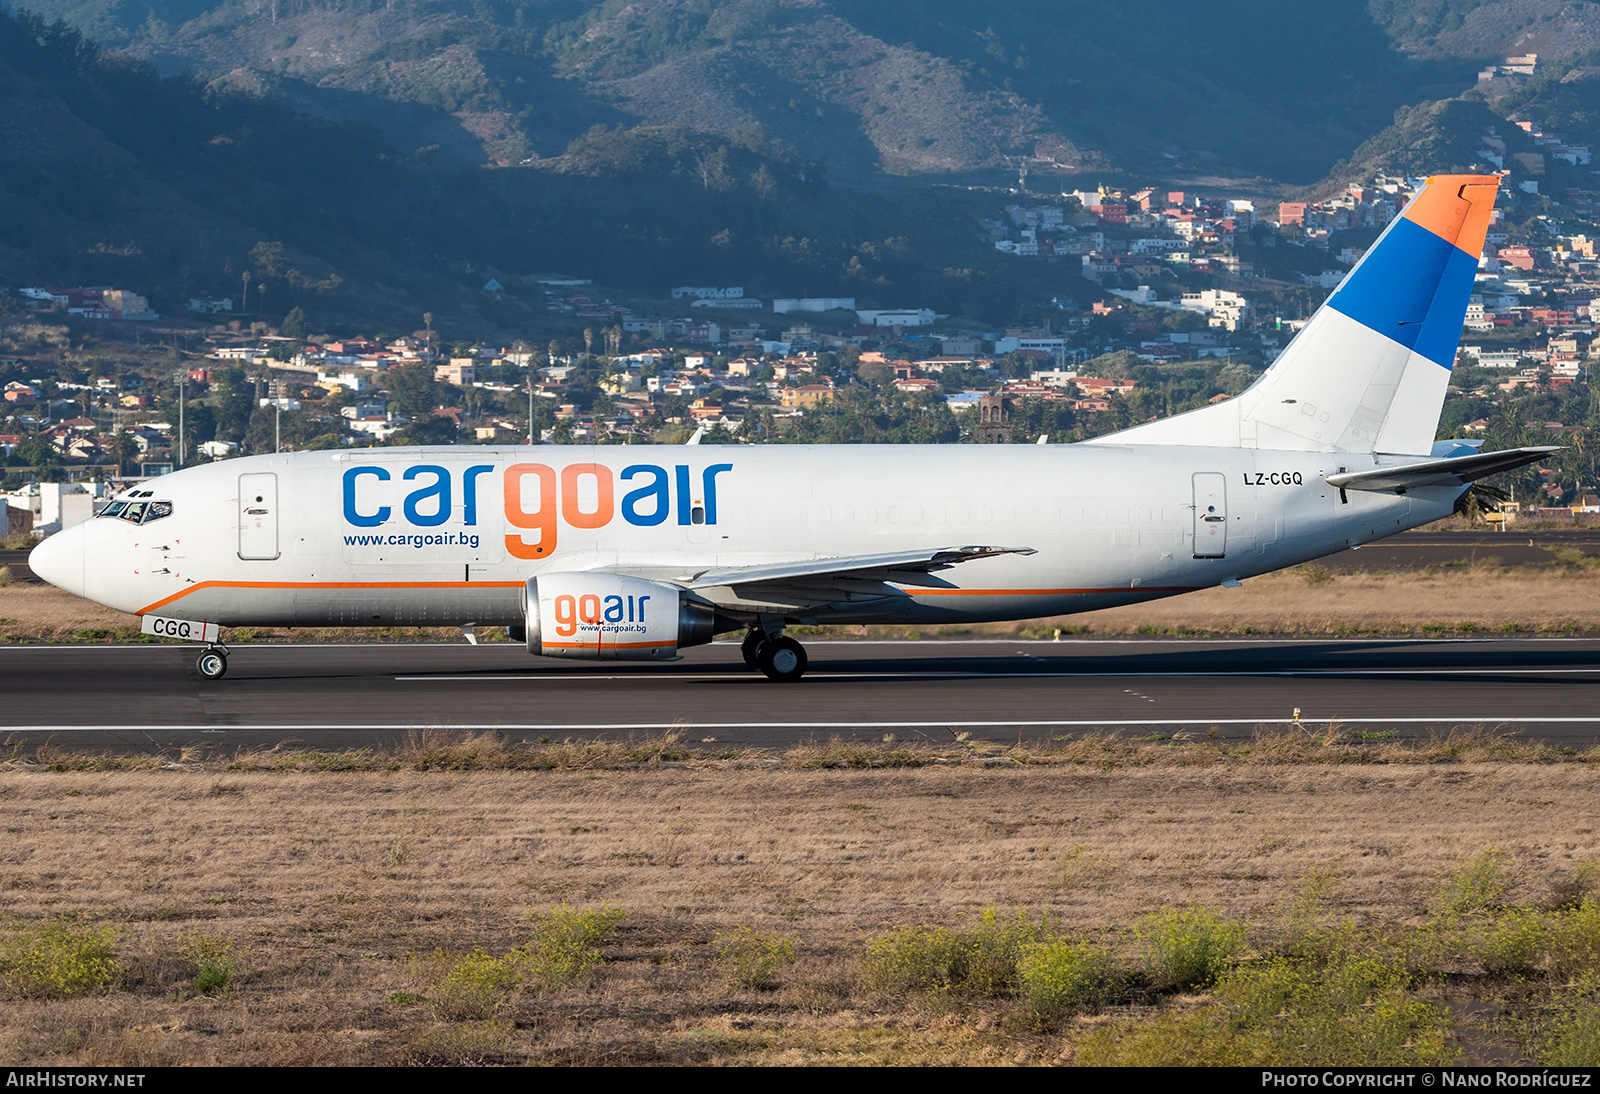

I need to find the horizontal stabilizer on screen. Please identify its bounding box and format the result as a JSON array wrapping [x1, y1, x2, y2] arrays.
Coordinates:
[[1324, 446, 1558, 493], [678, 545, 1035, 589]]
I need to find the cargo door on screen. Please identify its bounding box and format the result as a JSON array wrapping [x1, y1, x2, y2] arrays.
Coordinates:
[[238, 473, 280, 560], [1192, 472, 1227, 559]]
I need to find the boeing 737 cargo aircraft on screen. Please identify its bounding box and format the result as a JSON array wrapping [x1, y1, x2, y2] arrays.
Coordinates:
[[29, 174, 1554, 681]]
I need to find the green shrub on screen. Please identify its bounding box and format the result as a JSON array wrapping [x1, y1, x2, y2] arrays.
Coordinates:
[[1439, 848, 1516, 917], [1547, 900, 1600, 980], [714, 927, 799, 990], [1220, 956, 1457, 1067], [860, 926, 969, 994], [1080, 955, 1456, 1067], [1136, 907, 1247, 991], [963, 909, 1042, 996], [1542, 1001, 1600, 1066], [1478, 906, 1546, 977], [427, 949, 524, 1021], [1076, 1007, 1264, 1066], [1017, 939, 1114, 1020], [859, 909, 1041, 997], [182, 935, 241, 995], [522, 905, 624, 989], [0, 921, 124, 998]]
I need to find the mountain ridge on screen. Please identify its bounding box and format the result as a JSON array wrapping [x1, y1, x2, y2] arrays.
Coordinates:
[[9, 0, 1554, 185]]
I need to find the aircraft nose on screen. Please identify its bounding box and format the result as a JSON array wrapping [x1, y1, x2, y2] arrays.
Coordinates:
[[27, 522, 87, 597]]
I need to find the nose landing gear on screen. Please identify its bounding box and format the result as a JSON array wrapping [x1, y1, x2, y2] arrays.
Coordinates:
[[740, 628, 808, 682], [196, 645, 229, 680]]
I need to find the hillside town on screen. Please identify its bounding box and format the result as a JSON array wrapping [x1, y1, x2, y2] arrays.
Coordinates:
[[6, 97, 1600, 534]]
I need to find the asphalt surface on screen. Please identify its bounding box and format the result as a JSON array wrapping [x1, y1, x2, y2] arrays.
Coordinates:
[[5, 637, 1599, 755], [1312, 529, 1600, 572]]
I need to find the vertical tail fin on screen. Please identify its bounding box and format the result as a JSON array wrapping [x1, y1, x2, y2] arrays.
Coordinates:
[[1092, 174, 1499, 454]]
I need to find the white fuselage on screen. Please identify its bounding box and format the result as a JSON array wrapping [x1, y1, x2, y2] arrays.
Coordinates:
[[32, 443, 1457, 630]]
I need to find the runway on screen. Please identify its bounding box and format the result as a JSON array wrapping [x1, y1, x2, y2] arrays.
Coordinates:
[[5, 637, 1599, 754]]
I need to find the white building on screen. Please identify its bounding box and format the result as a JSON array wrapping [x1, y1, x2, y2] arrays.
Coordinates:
[[690, 297, 764, 309], [774, 297, 857, 314], [317, 370, 368, 393], [1129, 238, 1188, 255], [1179, 289, 1253, 331], [8, 481, 102, 536], [857, 308, 936, 328], [347, 417, 401, 440], [671, 286, 744, 300]]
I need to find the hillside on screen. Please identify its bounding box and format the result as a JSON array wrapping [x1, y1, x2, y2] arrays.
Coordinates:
[[0, 9, 1088, 341], [3, 0, 1600, 343], [6, 0, 1520, 186], [1375, 0, 1600, 59]]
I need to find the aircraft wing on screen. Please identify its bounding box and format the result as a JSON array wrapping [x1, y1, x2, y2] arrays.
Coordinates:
[[677, 545, 1036, 590], [1324, 447, 1559, 493]]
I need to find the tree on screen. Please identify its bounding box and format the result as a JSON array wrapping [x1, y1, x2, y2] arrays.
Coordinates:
[[107, 430, 136, 475], [385, 362, 441, 420], [249, 241, 287, 279], [241, 270, 251, 313], [208, 368, 255, 442], [282, 306, 307, 339]]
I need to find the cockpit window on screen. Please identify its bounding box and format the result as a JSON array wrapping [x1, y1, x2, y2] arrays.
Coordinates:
[[100, 498, 173, 523]]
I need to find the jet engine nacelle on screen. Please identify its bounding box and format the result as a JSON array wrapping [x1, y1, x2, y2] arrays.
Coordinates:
[[524, 572, 715, 660]]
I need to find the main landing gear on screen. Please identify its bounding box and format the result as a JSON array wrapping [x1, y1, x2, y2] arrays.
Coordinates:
[[196, 645, 229, 680], [741, 628, 808, 682]]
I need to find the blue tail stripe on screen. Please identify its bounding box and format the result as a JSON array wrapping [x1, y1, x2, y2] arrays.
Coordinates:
[[1411, 245, 1481, 370], [1326, 217, 1467, 369]]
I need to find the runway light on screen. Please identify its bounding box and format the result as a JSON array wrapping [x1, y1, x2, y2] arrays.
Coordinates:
[[1293, 707, 1301, 724]]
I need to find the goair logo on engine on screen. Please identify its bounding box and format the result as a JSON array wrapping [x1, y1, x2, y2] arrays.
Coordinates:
[[553, 591, 651, 637], [341, 461, 733, 558]]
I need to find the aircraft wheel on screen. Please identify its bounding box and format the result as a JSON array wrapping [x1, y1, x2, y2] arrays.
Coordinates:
[[757, 636, 807, 682], [196, 650, 228, 680], [740, 629, 767, 668]]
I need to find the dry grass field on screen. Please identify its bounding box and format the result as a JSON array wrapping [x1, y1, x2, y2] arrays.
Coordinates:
[[8, 565, 1600, 643], [1057, 566, 1600, 637], [2, 735, 1600, 1065], [8, 548, 1600, 1065]]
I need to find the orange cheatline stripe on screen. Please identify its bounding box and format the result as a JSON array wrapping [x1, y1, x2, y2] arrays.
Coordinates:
[[137, 579, 525, 616], [540, 640, 677, 650], [1403, 174, 1500, 256], [910, 586, 1202, 596]]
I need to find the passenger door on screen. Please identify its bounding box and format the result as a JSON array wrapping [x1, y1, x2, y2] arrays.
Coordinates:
[[238, 473, 280, 560], [1192, 472, 1227, 559]]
